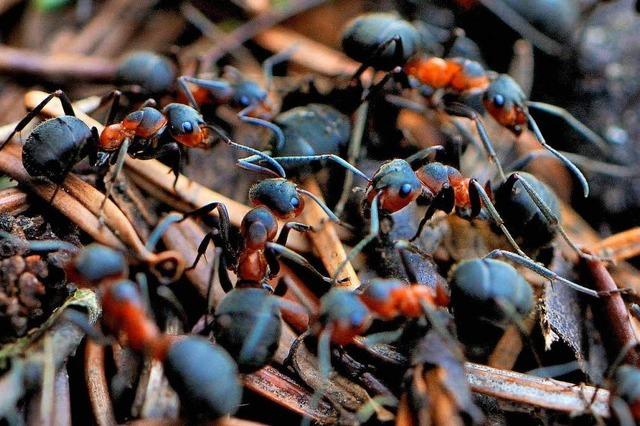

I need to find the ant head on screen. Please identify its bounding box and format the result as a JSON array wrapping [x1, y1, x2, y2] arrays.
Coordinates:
[[241, 207, 278, 249], [317, 289, 371, 345], [231, 80, 268, 109], [414, 162, 451, 197], [367, 159, 422, 213], [66, 244, 127, 286], [360, 278, 405, 318], [163, 336, 242, 420], [248, 178, 305, 219], [162, 103, 208, 148], [483, 74, 527, 135]]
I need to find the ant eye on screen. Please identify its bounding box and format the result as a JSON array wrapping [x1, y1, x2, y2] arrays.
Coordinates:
[[240, 96, 250, 107], [493, 94, 505, 108], [290, 197, 300, 208], [399, 183, 413, 198], [181, 122, 193, 133]]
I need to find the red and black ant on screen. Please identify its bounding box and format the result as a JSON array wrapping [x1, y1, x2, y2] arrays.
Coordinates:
[[0, 238, 243, 422], [0, 90, 282, 219], [341, 12, 608, 197]]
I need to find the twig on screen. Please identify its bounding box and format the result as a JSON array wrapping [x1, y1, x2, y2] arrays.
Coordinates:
[[589, 228, 640, 262], [244, 366, 338, 425], [0, 45, 116, 82], [466, 362, 609, 417], [0, 187, 29, 215], [199, 0, 329, 69], [254, 26, 359, 76], [581, 257, 640, 366], [299, 179, 359, 289], [85, 341, 116, 426]]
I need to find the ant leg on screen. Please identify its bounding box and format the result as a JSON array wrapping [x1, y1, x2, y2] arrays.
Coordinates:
[[484, 249, 600, 297], [405, 145, 446, 169], [469, 179, 528, 257], [98, 138, 130, 224], [474, 0, 564, 57], [237, 105, 286, 151], [146, 213, 184, 251], [238, 298, 279, 364], [362, 66, 405, 101], [302, 327, 334, 426], [0, 231, 79, 253], [277, 222, 313, 246], [507, 150, 633, 177], [103, 90, 122, 125], [262, 44, 299, 92], [266, 242, 334, 285], [295, 187, 354, 230], [410, 185, 454, 242], [333, 193, 381, 282], [204, 122, 286, 178], [177, 76, 231, 110], [335, 102, 368, 218], [236, 158, 281, 178], [362, 329, 405, 346], [525, 113, 590, 197], [140, 98, 157, 109], [267, 154, 370, 182], [0, 90, 75, 150], [506, 173, 603, 261], [527, 101, 609, 154], [61, 309, 113, 345], [445, 102, 507, 182], [350, 35, 403, 83]]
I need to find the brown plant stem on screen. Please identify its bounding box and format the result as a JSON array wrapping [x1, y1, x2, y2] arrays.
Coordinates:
[[85, 341, 117, 426], [581, 258, 640, 366]]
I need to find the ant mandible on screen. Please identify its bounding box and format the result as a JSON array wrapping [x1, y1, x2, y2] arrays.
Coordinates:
[[341, 12, 607, 197]]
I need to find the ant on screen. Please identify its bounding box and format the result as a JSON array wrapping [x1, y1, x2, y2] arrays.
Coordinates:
[[341, 12, 607, 197], [2, 239, 243, 421], [250, 146, 529, 279], [175, 48, 299, 152], [146, 177, 347, 294], [0, 90, 281, 219], [114, 50, 177, 96]]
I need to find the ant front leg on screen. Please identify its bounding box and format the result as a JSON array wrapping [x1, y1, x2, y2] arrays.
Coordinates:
[[204, 122, 287, 178], [237, 105, 286, 152], [526, 101, 609, 154], [266, 242, 335, 285], [410, 185, 454, 242], [444, 102, 507, 182], [484, 249, 600, 298], [525, 113, 590, 197], [333, 193, 382, 282], [350, 35, 404, 83], [98, 137, 130, 224], [506, 173, 604, 261], [265, 154, 370, 183], [177, 75, 232, 110], [1, 90, 75, 150], [277, 222, 314, 246], [405, 146, 446, 170], [468, 179, 528, 258]]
